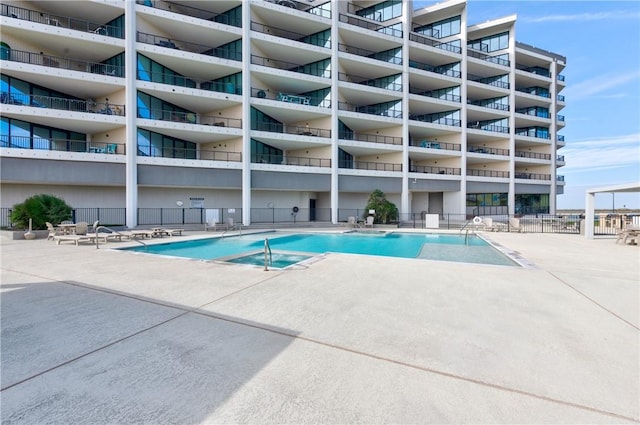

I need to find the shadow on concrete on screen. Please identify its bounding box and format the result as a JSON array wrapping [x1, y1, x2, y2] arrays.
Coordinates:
[[1, 280, 299, 424]]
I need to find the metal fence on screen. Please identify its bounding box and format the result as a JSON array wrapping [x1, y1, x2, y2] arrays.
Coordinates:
[[1, 207, 637, 236]]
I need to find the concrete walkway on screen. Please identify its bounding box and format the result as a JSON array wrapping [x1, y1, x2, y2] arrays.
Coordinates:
[[1, 230, 638, 424]]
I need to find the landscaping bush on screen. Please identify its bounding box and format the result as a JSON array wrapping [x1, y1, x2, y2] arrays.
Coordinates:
[[10, 194, 72, 230], [364, 189, 398, 224]]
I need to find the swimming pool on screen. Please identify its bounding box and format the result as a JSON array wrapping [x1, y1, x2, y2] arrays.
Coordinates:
[[122, 232, 519, 267]]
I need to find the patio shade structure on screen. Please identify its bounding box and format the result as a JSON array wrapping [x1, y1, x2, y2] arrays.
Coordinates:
[[585, 182, 640, 238]]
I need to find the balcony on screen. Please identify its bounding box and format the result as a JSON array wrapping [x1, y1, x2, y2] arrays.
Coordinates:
[[252, 153, 331, 168], [338, 14, 402, 38], [468, 99, 509, 111], [263, 0, 331, 18], [515, 151, 552, 160], [338, 73, 402, 92], [250, 21, 330, 48], [3, 49, 125, 78], [410, 140, 461, 151], [515, 128, 550, 140], [137, 32, 242, 61], [468, 146, 509, 156], [338, 43, 402, 66], [468, 74, 510, 90], [141, 146, 241, 162], [515, 172, 551, 181], [408, 60, 461, 79], [252, 55, 331, 79], [1, 4, 124, 38], [408, 33, 462, 54], [1, 136, 126, 155], [252, 88, 330, 108], [515, 64, 550, 78], [410, 113, 460, 127], [410, 87, 461, 103], [137, 108, 241, 128], [339, 102, 402, 118], [467, 169, 509, 178], [136, 0, 242, 27], [557, 94, 565, 102], [467, 122, 509, 133], [410, 165, 461, 175], [467, 48, 510, 67], [516, 87, 551, 98], [343, 133, 402, 146], [253, 121, 331, 138], [345, 161, 402, 172], [1, 92, 124, 115]]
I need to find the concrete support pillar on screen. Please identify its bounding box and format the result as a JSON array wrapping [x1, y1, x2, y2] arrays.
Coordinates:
[[124, 0, 137, 228], [585, 191, 595, 238]]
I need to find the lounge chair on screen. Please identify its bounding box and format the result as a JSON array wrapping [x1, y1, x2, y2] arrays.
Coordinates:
[[347, 216, 361, 228], [46, 222, 59, 240], [161, 228, 183, 237], [509, 218, 523, 233], [363, 216, 374, 228], [54, 234, 91, 246], [616, 226, 640, 245]]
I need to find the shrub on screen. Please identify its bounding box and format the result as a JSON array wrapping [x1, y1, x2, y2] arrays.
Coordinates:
[[10, 194, 72, 230], [364, 189, 398, 224]]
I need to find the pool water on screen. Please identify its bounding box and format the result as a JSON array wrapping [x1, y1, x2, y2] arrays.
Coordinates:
[[122, 232, 518, 267]]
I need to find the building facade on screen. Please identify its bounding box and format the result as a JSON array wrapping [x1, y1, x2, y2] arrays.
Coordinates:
[[0, 0, 566, 227]]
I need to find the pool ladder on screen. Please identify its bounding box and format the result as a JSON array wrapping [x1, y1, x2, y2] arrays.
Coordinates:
[[459, 221, 475, 245], [264, 238, 273, 271]]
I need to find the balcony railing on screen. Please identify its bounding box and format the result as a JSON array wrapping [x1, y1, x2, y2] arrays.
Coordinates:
[[515, 128, 550, 139], [557, 175, 565, 181], [410, 165, 461, 175], [137, 108, 241, 128], [345, 161, 402, 172], [339, 102, 402, 118], [410, 87, 461, 102], [515, 87, 551, 98], [557, 135, 565, 142], [2, 4, 124, 38], [139, 147, 241, 162], [468, 146, 509, 156], [251, 88, 331, 108], [338, 73, 401, 91], [467, 122, 509, 133], [253, 121, 331, 138], [515, 151, 552, 160], [468, 100, 509, 111], [466, 48, 510, 67], [342, 133, 402, 146], [515, 64, 551, 78], [467, 74, 510, 89], [515, 107, 550, 118], [515, 172, 551, 181], [410, 114, 461, 127], [137, 32, 242, 61], [139, 72, 242, 95], [2, 49, 125, 77], [1, 92, 124, 115], [557, 155, 565, 162], [467, 169, 509, 178], [338, 13, 402, 38], [338, 43, 402, 65], [263, 0, 331, 19], [252, 154, 331, 168], [1, 136, 126, 154], [250, 21, 330, 48], [252, 54, 331, 78], [137, 0, 242, 27], [408, 59, 461, 78], [557, 115, 565, 122], [557, 74, 566, 82], [557, 94, 565, 102], [408, 33, 462, 54], [410, 139, 461, 151]]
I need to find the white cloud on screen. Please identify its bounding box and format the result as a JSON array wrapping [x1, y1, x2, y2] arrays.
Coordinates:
[[561, 133, 640, 172], [523, 10, 640, 23], [563, 71, 640, 100]]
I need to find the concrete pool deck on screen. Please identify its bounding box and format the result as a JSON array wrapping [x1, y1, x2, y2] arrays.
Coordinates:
[[1, 230, 638, 423]]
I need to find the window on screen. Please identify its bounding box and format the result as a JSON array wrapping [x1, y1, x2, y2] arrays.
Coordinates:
[[137, 129, 196, 159], [468, 31, 509, 53], [415, 16, 461, 39], [251, 139, 282, 164], [338, 148, 353, 168]]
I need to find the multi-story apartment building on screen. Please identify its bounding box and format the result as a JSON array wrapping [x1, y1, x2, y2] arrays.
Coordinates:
[[0, 0, 566, 227]]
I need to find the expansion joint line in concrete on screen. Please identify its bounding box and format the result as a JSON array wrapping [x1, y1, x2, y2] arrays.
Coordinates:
[[547, 271, 639, 331], [0, 268, 284, 393]]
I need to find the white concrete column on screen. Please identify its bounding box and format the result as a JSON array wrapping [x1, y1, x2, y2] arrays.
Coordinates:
[[549, 59, 558, 214], [400, 0, 411, 217], [459, 5, 469, 215], [585, 191, 595, 238], [125, 0, 138, 228], [241, 0, 252, 225], [330, 0, 339, 224], [508, 23, 516, 216]]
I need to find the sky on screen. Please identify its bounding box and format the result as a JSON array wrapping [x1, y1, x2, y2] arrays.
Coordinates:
[[415, 0, 640, 210]]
